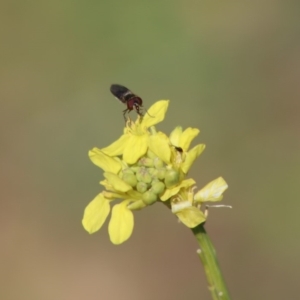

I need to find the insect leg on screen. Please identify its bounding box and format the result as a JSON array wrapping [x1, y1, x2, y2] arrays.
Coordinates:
[[123, 108, 131, 122]]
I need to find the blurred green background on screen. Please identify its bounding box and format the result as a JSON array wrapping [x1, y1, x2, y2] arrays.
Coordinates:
[[1, 1, 300, 299]]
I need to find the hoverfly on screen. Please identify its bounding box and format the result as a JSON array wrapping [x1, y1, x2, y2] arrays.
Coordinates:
[[110, 84, 144, 121]]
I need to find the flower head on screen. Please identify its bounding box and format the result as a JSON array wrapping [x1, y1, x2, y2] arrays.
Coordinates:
[[101, 100, 169, 164], [82, 100, 228, 244]]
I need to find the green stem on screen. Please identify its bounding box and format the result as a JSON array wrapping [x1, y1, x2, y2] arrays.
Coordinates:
[[192, 223, 231, 300]]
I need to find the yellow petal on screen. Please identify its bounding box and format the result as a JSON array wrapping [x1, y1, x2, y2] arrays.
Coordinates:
[[160, 187, 177, 201], [148, 133, 171, 164], [82, 193, 110, 234], [181, 144, 205, 174], [160, 178, 195, 201], [142, 100, 169, 127], [101, 134, 129, 156], [89, 148, 122, 173], [194, 177, 228, 203], [104, 172, 132, 193], [102, 190, 127, 199], [179, 128, 200, 151], [108, 201, 134, 245], [174, 206, 206, 228], [169, 126, 182, 147], [99, 179, 112, 189], [123, 135, 148, 164], [181, 178, 196, 188]]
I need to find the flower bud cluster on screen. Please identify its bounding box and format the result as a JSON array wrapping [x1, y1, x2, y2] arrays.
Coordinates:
[[120, 150, 181, 210]]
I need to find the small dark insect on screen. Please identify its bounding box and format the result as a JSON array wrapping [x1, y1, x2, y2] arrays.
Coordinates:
[[174, 146, 183, 153], [110, 84, 144, 121]]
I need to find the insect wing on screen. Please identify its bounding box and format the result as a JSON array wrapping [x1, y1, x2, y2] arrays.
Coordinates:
[[110, 84, 132, 103]]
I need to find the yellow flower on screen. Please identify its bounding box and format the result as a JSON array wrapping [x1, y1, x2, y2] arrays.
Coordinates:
[[169, 177, 228, 228], [82, 193, 134, 245], [82, 99, 229, 244], [169, 126, 206, 173], [83, 149, 143, 244], [101, 100, 169, 164], [169, 126, 200, 152], [82, 184, 142, 245], [171, 188, 206, 228], [154, 126, 205, 204]]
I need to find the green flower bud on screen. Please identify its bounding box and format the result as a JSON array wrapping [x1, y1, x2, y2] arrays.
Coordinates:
[[149, 168, 158, 177], [144, 173, 152, 184], [135, 167, 145, 181], [142, 191, 158, 205], [151, 181, 165, 195], [156, 168, 166, 180], [164, 169, 180, 188], [130, 166, 140, 173], [136, 167, 152, 184], [147, 167, 156, 175], [138, 157, 154, 167], [122, 168, 134, 175], [151, 178, 160, 184], [122, 172, 137, 187], [127, 200, 147, 210], [153, 157, 164, 169], [136, 182, 148, 193]]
